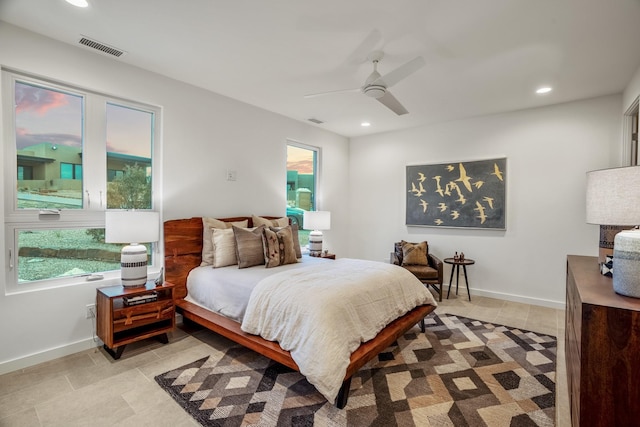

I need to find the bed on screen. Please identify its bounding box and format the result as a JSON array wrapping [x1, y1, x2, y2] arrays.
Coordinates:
[[164, 216, 437, 408]]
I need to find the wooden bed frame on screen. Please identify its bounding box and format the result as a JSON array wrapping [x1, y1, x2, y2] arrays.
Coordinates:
[[164, 216, 437, 408]]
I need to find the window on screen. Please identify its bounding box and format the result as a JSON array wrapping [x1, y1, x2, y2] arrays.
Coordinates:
[[60, 163, 82, 180], [286, 141, 319, 248], [2, 70, 161, 292]]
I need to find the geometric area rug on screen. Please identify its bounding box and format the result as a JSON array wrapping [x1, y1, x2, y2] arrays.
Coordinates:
[[155, 313, 557, 426]]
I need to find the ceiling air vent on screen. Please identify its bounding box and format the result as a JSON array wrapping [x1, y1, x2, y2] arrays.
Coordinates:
[[307, 118, 324, 124], [78, 36, 126, 58]]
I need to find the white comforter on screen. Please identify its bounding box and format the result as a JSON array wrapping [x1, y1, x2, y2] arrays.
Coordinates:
[[240, 258, 437, 403]]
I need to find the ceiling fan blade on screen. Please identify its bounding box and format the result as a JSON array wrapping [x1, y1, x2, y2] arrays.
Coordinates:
[[374, 56, 426, 88], [376, 91, 409, 115], [304, 87, 360, 98], [345, 29, 382, 65]]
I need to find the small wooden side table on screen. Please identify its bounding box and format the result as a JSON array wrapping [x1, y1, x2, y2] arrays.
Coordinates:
[[96, 281, 175, 359], [444, 258, 475, 301]]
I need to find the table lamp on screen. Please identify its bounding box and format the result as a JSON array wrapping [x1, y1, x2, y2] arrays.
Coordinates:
[[105, 211, 160, 287], [586, 166, 640, 297], [303, 210, 331, 256]]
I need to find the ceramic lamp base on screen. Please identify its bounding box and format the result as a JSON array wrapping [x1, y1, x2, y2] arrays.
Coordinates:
[[308, 230, 323, 256], [120, 243, 149, 288], [613, 229, 640, 298]]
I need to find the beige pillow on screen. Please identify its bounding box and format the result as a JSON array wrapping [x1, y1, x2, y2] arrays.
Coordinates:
[[252, 215, 289, 228], [263, 226, 298, 268], [233, 225, 266, 268], [401, 241, 429, 266], [201, 218, 248, 266], [211, 228, 237, 268]]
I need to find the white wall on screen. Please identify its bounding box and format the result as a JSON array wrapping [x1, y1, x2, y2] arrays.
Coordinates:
[[0, 23, 349, 373], [348, 95, 623, 307]]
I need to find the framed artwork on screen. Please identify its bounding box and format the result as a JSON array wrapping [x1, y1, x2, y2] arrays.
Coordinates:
[[406, 157, 506, 229]]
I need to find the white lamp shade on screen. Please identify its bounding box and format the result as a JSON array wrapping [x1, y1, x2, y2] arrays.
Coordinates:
[[105, 211, 160, 243], [303, 210, 331, 230], [586, 166, 640, 225], [105, 211, 159, 287]]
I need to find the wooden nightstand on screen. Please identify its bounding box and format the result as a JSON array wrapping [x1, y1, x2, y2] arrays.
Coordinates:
[[96, 281, 175, 359]]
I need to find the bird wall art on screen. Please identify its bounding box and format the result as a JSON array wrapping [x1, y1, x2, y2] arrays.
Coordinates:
[[406, 158, 506, 229]]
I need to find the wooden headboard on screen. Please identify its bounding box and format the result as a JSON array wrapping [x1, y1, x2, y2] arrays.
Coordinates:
[[163, 216, 282, 299]]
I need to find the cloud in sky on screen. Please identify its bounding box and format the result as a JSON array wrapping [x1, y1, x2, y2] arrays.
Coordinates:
[[16, 128, 81, 150], [15, 84, 70, 115], [287, 159, 314, 174]]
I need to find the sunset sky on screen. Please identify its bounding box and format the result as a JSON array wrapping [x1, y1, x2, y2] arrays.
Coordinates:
[[287, 145, 314, 174], [15, 81, 151, 157]]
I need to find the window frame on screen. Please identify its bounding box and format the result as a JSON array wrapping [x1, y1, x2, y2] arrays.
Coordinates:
[[2, 69, 162, 294], [624, 96, 639, 166], [286, 139, 321, 213]]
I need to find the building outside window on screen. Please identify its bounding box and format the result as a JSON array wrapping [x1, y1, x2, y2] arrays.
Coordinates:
[[2, 70, 161, 292]]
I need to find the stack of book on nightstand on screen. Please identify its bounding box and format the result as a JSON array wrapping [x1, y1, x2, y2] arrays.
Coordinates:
[[123, 292, 158, 306]]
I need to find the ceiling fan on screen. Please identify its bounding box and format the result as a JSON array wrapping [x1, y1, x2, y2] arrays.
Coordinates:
[[304, 51, 426, 115]]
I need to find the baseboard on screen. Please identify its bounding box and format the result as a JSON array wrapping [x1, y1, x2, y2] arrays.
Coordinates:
[[0, 337, 100, 376], [468, 287, 565, 309]]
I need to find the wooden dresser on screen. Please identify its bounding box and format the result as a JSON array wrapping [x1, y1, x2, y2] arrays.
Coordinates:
[[566, 255, 640, 426]]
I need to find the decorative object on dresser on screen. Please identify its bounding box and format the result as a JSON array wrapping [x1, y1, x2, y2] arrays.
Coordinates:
[[586, 166, 640, 296], [105, 211, 160, 287], [565, 255, 640, 426], [96, 281, 175, 359], [303, 210, 331, 256], [597, 225, 626, 274]]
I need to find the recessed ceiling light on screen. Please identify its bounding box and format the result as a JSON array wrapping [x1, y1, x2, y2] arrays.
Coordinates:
[[361, 122, 371, 127], [536, 87, 552, 94], [66, 0, 89, 7]]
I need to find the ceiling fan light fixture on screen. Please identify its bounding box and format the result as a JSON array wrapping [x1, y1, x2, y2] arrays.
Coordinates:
[[363, 85, 386, 99]]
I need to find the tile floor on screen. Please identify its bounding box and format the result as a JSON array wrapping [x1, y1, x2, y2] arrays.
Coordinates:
[[0, 293, 568, 426]]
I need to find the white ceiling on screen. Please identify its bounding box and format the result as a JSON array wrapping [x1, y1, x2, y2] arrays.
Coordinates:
[[2, 0, 640, 138]]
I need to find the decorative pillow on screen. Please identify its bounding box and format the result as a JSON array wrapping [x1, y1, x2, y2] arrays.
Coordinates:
[[271, 224, 302, 258], [211, 228, 237, 268], [233, 225, 266, 269], [401, 241, 429, 266], [201, 218, 248, 266], [262, 226, 298, 268], [252, 215, 289, 228]]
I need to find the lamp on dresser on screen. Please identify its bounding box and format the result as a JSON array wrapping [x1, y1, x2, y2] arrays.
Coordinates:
[[105, 211, 159, 287], [586, 166, 640, 297], [303, 210, 331, 256]]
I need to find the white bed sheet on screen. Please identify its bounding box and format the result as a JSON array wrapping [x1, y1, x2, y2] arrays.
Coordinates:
[[184, 255, 330, 322]]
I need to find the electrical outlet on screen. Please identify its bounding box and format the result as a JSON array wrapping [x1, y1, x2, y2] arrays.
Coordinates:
[[86, 303, 96, 319]]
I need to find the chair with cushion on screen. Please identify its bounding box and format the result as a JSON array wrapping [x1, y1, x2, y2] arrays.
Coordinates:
[[391, 240, 443, 302]]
